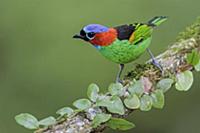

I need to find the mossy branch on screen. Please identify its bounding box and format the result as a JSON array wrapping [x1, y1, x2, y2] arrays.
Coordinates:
[[15, 17, 200, 133]]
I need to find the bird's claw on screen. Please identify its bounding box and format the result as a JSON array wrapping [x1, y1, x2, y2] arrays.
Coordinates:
[[151, 59, 164, 75]]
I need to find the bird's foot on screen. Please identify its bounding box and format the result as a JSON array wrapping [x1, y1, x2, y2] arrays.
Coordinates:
[[151, 59, 164, 75]]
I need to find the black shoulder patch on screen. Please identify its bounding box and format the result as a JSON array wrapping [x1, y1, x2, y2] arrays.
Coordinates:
[[114, 24, 135, 40]]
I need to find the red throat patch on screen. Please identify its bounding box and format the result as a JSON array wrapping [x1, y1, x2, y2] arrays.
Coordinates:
[[89, 28, 117, 46]]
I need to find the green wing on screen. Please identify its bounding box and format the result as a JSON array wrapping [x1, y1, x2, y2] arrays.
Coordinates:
[[131, 24, 153, 45], [130, 16, 168, 45]]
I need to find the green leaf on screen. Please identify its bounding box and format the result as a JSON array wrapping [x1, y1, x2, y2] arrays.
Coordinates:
[[106, 96, 125, 115], [156, 78, 174, 92], [96, 95, 125, 115], [56, 107, 74, 117], [195, 59, 200, 71], [107, 118, 135, 130], [140, 94, 153, 111], [15, 113, 39, 130], [128, 80, 144, 97], [96, 96, 111, 107], [73, 99, 92, 110], [87, 83, 99, 102], [108, 83, 124, 96], [39, 116, 56, 127], [92, 113, 111, 128], [186, 50, 200, 66], [96, 96, 124, 115], [151, 90, 165, 109], [175, 70, 193, 91], [124, 94, 140, 109]]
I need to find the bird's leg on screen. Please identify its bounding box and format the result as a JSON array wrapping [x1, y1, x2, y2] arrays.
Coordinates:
[[146, 48, 163, 72], [116, 64, 124, 83]]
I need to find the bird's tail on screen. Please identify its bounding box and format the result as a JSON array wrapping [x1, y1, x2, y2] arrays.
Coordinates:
[[147, 16, 168, 27]]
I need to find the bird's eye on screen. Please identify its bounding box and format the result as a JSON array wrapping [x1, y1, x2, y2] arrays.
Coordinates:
[[80, 29, 86, 36], [86, 32, 95, 39]]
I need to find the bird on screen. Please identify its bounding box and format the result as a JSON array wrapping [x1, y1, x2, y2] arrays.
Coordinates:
[[73, 16, 167, 83]]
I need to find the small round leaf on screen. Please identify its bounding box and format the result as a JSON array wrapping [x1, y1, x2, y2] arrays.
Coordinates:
[[87, 83, 99, 102], [56, 107, 74, 117], [151, 90, 165, 109], [73, 99, 92, 110], [108, 83, 123, 96], [156, 78, 174, 92], [39, 116, 56, 127], [128, 80, 144, 97], [92, 113, 111, 128], [15, 113, 39, 130], [175, 70, 193, 91], [140, 94, 153, 111], [124, 94, 140, 109], [96, 96, 111, 107], [107, 96, 125, 115]]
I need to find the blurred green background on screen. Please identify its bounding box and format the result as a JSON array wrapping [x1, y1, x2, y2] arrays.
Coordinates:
[[0, 0, 200, 132]]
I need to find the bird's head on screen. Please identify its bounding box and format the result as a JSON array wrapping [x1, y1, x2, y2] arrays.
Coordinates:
[[73, 24, 117, 47]]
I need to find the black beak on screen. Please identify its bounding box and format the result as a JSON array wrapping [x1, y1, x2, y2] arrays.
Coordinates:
[[73, 34, 84, 39], [73, 34, 89, 41]]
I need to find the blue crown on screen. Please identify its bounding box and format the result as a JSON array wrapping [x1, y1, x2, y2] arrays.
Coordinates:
[[83, 24, 109, 33]]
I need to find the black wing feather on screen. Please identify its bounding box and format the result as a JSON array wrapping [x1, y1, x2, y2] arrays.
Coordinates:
[[114, 24, 135, 40]]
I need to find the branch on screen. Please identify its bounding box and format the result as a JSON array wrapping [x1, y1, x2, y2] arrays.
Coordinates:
[[15, 17, 200, 133]]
